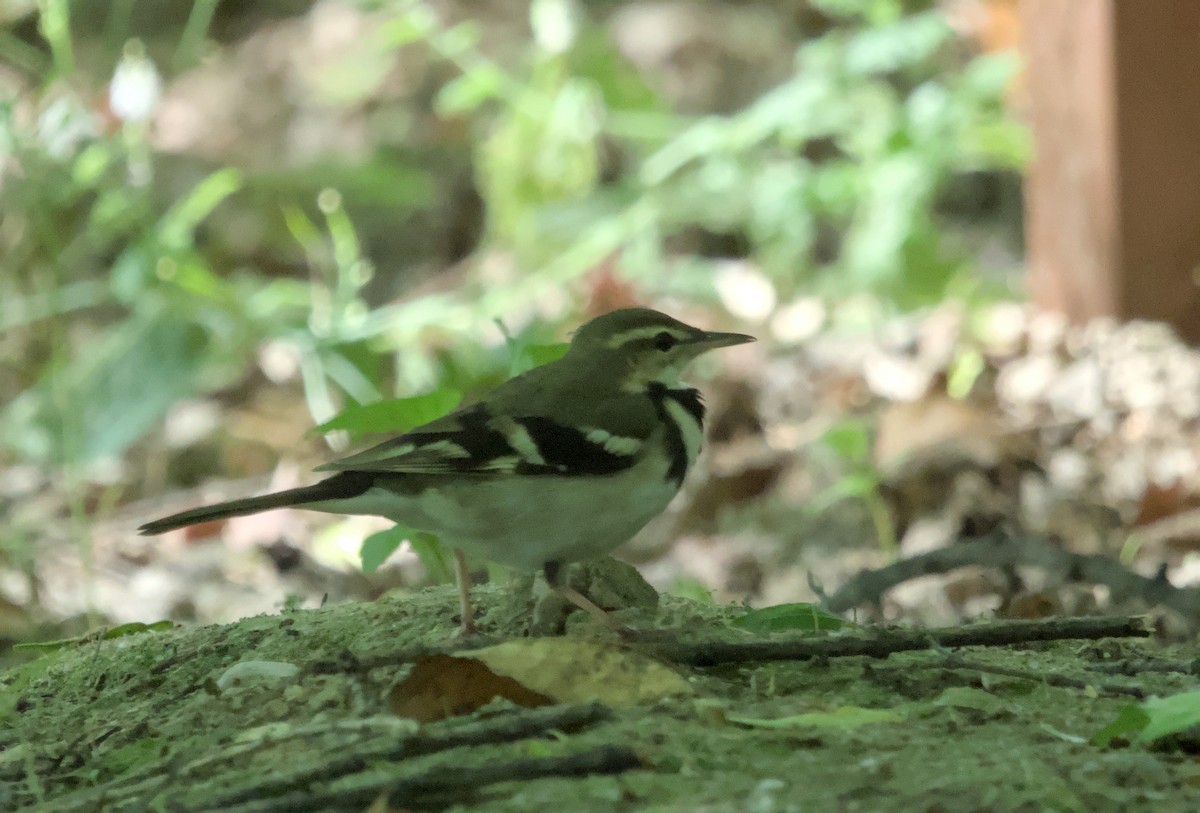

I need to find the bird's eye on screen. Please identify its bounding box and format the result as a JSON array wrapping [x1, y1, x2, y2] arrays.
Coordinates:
[[653, 331, 677, 351]]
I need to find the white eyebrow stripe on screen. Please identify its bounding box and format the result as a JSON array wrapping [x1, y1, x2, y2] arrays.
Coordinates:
[[605, 325, 690, 348], [583, 427, 643, 456], [491, 416, 547, 465]]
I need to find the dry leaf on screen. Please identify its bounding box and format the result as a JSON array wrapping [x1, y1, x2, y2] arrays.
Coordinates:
[[875, 392, 1023, 473], [389, 653, 554, 723], [390, 641, 691, 722], [469, 639, 692, 707]]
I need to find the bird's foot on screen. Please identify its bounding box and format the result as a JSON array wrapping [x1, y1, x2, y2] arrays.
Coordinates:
[[532, 558, 659, 636]]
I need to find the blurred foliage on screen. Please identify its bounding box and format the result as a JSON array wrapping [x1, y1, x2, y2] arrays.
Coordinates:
[[0, 0, 1026, 485], [812, 418, 896, 552], [12, 619, 175, 654]]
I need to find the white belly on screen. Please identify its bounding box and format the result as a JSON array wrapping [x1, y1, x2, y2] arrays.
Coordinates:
[[321, 450, 680, 571]]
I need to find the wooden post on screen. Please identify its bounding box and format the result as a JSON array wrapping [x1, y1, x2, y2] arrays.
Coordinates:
[[1021, 0, 1200, 342]]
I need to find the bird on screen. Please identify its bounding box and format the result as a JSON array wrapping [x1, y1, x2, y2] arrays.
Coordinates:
[[139, 307, 754, 634]]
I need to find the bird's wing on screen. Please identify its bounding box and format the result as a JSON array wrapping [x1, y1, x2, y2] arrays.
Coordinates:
[[314, 401, 655, 477]]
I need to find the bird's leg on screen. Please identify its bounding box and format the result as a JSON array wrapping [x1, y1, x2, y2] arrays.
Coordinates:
[[542, 561, 627, 634], [453, 548, 477, 637]]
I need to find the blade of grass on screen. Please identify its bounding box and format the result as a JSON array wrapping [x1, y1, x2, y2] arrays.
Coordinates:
[[37, 0, 74, 77], [175, 0, 219, 71]]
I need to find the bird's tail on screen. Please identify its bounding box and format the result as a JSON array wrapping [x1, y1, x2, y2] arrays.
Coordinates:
[[138, 472, 375, 535]]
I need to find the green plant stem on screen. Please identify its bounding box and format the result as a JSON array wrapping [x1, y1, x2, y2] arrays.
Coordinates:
[[175, 0, 219, 71], [866, 491, 897, 555]]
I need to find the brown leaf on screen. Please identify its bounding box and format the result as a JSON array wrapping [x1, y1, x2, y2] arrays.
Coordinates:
[[875, 393, 1022, 473], [389, 641, 691, 723], [470, 639, 692, 707], [1133, 483, 1200, 528], [389, 654, 554, 723]]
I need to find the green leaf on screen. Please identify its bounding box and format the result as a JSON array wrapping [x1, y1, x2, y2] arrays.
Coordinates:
[[1139, 692, 1200, 744], [844, 12, 952, 76], [319, 343, 383, 406], [731, 603, 849, 634], [281, 203, 323, 256], [407, 531, 453, 582], [359, 526, 409, 573], [360, 527, 451, 579], [438, 20, 483, 57], [830, 472, 880, 498], [158, 168, 242, 249], [25, 313, 210, 464], [13, 620, 175, 653], [103, 620, 175, 639], [512, 342, 569, 376], [435, 63, 508, 116], [946, 346, 985, 399], [570, 29, 662, 114], [668, 578, 715, 605], [806, 473, 880, 514], [380, 9, 437, 45], [1092, 704, 1152, 747], [312, 389, 461, 437], [961, 52, 1021, 102], [728, 706, 903, 730], [820, 420, 871, 462], [38, 0, 74, 75], [258, 159, 434, 209], [1094, 692, 1200, 747]]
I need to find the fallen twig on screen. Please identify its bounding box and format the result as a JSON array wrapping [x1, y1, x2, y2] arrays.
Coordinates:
[[823, 531, 1199, 617], [639, 615, 1151, 667], [218, 745, 642, 813], [928, 653, 1145, 698], [1087, 658, 1200, 676], [37, 703, 615, 813]]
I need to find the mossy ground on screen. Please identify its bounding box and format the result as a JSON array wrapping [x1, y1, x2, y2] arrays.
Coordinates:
[[2, 583, 1196, 812]]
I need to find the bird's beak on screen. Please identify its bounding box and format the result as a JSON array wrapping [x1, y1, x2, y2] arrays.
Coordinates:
[[693, 330, 756, 349]]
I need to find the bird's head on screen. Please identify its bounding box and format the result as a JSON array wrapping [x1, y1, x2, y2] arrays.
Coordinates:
[[567, 308, 754, 390]]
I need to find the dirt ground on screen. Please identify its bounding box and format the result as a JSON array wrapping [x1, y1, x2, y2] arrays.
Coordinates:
[[2, 577, 1196, 813]]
